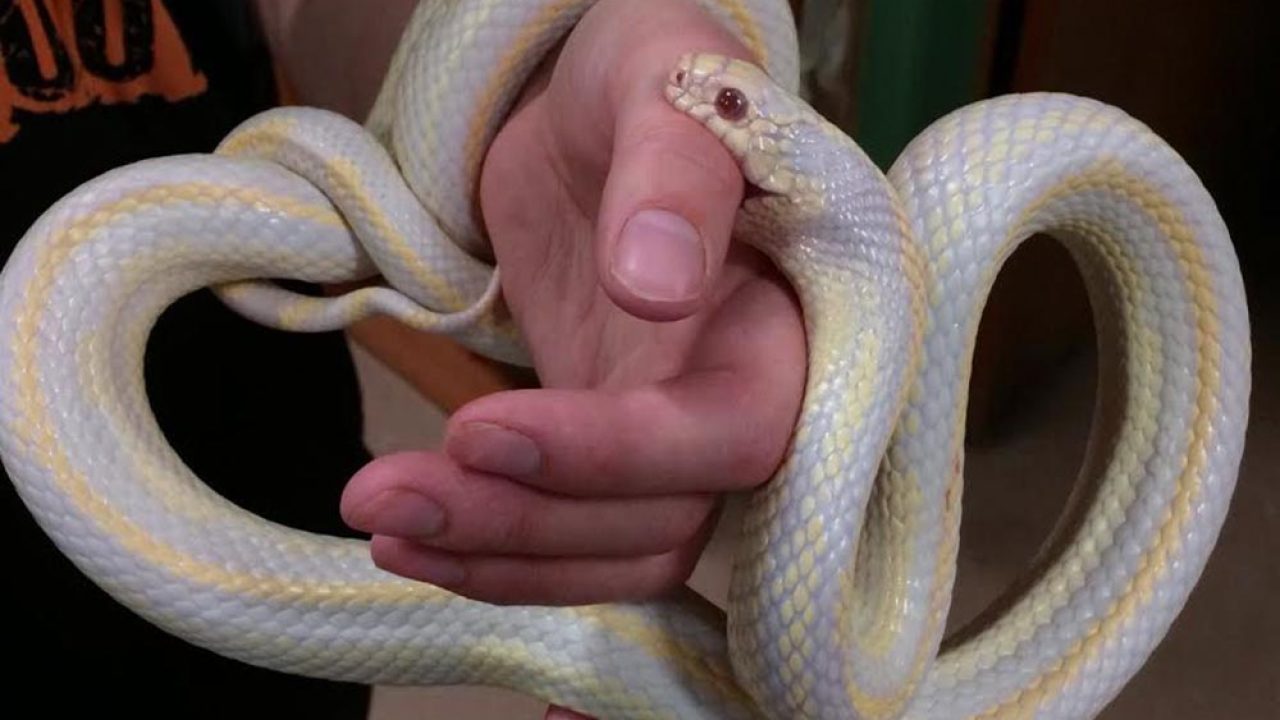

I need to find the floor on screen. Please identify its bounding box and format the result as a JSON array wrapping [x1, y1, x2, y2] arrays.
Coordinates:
[[349, 287, 1279, 719]]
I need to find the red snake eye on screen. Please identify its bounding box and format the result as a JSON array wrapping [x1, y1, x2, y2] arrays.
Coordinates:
[[715, 87, 748, 121]]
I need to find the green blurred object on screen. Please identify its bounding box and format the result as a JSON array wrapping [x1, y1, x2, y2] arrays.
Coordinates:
[[852, 0, 991, 169]]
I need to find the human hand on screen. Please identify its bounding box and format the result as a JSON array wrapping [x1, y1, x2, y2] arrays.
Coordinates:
[[341, 0, 804, 606]]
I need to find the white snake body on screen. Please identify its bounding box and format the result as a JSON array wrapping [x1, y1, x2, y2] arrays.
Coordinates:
[[672, 57, 1252, 718], [0, 2, 1251, 719]]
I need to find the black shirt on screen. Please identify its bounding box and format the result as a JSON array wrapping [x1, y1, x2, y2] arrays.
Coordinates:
[[2, 2, 372, 715]]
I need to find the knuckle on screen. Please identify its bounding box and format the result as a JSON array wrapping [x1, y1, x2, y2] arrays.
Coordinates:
[[638, 550, 702, 599], [724, 425, 788, 490], [648, 569, 694, 598], [452, 567, 534, 607], [657, 499, 716, 550], [734, 443, 779, 486], [493, 503, 538, 552]]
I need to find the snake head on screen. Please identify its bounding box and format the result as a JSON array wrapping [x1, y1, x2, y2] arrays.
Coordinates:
[[665, 53, 823, 204]]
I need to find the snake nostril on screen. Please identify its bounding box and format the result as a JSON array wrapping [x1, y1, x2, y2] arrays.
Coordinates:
[[675, 70, 686, 84]]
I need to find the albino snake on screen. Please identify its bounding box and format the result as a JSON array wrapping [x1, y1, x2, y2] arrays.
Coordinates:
[[0, 1, 1251, 719]]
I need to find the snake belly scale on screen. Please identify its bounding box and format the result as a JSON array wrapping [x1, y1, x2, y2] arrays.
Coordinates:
[[0, 2, 1250, 719]]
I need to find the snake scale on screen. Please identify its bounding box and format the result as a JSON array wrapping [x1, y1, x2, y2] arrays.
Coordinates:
[[0, 1, 1251, 719]]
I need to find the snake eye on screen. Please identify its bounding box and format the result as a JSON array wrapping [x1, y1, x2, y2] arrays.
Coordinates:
[[674, 70, 686, 84], [715, 87, 748, 121]]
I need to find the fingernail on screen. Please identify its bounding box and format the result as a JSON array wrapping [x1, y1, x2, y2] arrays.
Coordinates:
[[359, 490, 446, 537], [450, 422, 542, 479], [612, 209, 705, 302], [408, 550, 467, 586]]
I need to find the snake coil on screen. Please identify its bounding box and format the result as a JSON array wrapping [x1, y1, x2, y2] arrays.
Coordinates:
[[0, 2, 1249, 719]]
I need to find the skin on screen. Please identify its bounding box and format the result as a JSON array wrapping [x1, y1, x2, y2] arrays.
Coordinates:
[[259, 0, 807, 716]]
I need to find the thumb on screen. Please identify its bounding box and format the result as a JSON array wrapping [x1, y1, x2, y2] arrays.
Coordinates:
[[595, 57, 747, 322]]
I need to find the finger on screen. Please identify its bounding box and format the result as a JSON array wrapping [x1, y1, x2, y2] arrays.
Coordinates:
[[595, 96, 744, 321], [368, 528, 712, 605], [548, 0, 754, 322], [341, 451, 717, 557], [444, 267, 804, 497]]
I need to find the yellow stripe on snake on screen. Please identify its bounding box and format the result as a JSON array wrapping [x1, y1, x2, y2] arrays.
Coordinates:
[[0, 1, 1251, 719]]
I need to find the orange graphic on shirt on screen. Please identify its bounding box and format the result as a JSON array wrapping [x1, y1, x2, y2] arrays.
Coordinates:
[[0, 0, 206, 143]]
